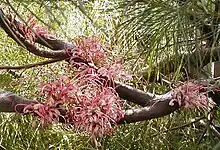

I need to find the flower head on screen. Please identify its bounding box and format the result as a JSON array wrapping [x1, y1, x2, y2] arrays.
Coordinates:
[[171, 81, 216, 109], [69, 37, 108, 66]]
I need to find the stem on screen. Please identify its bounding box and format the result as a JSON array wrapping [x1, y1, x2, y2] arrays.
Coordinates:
[[0, 58, 65, 70]]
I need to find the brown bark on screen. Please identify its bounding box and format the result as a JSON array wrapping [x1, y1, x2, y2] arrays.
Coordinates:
[[0, 89, 179, 124], [0, 90, 36, 113]]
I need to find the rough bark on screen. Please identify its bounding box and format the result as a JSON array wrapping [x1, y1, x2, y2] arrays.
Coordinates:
[[118, 92, 179, 124], [0, 90, 36, 113]]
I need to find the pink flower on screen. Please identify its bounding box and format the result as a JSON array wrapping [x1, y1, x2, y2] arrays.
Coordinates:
[[172, 81, 216, 109], [22, 103, 61, 125], [97, 62, 131, 81], [66, 87, 124, 138], [69, 37, 108, 66]]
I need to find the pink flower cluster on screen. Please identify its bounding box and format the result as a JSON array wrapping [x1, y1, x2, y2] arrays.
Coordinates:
[[172, 82, 215, 109], [98, 62, 131, 81], [69, 37, 108, 66], [21, 103, 61, 125], [68, 37, 131, 82], [67, 87, 124, 138], [21, 37, 128, 139], [35, 76, 123, 138]]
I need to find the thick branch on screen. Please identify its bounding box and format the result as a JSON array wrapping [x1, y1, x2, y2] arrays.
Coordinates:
[[20, 39, 68, 58], [36, 36, 75, 51], [0, 7, 69, 58], [2, 12, 75, 51], [0, 90, 36, 113], [118, 92, 179, 124], [0, 89, 178, 124], [115, 81, 155, 106]]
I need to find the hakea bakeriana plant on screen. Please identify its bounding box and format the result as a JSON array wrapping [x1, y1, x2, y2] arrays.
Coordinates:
[[15, 35, 220, 141], [170, 81, 218, 109], [18, 37, 128, 140], [19, 15, 49, 42]]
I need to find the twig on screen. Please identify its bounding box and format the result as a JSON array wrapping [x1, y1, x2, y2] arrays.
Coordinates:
[[199, 120, 220, 140], [0, 58, 66, 70], [197, 125, 208, 144], [6, 70, 20, 78]]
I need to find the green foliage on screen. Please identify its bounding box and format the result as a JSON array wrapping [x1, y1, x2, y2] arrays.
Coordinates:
[[0, 71, 13, 90], [0, 113, 93, 149], [103, 109, 219, 150], [115, 0, 218, 80]]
